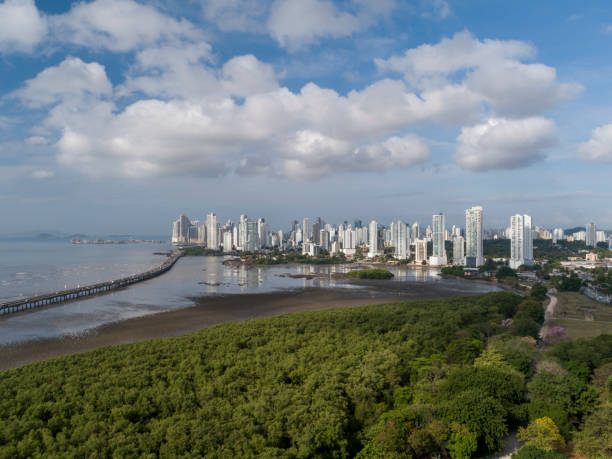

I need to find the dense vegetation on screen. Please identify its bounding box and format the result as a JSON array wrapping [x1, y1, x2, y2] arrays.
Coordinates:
[[250, 250, 350, 265], [347, 268, 394, 279], [0, 293, 610, 457]]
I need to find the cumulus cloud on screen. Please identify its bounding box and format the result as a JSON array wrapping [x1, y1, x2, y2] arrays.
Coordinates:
[[200, 0, 271, 33], [0, 0, 47, 53], [11, 26, 578, 179], [454, 117, 557, 171], [376, 30, 582, 117], [11, 57, 112, 108], [50, 0, 203, 52], [268, 0, 394, 49], [577, 124, 612, 162]]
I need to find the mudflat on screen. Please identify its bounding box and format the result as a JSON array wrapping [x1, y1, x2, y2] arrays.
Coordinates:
[[0, 280, 500, 371]]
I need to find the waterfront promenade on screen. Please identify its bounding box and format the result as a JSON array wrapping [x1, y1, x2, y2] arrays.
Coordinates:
[[0, 251, 182, 316]]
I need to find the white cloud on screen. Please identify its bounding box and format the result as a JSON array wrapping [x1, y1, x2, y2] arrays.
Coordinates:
[[454, 117, 557, 171], [0, 0, 47, 53], [577, 124, 612, 162], [375, 30, 581, 117], [25, 135, 49, 145], [12, 57, 112, 108], [267, 0, 393, 49], [221, 55, 279, 98], [200, 0, 271, 33], [430, 0, 451, 19], [50, 0, 203, 52], [31, 169, 55, 179]]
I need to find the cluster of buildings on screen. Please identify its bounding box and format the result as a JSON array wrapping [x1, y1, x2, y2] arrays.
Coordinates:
[[171, 210, 610, 268]]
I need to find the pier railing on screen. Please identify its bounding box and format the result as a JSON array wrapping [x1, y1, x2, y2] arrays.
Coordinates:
[[0, 251, 182, 316]]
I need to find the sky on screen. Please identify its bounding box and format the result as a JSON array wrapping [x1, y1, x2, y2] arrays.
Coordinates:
[[1, 0, 612, 235]]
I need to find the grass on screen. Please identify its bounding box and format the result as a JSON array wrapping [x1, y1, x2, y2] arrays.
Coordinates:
[[551, 292, 612, 339]]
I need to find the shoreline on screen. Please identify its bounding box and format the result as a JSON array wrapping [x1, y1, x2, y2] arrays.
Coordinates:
[[0, 281, 501, 371]]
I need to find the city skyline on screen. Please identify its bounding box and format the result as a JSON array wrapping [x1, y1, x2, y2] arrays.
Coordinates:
[[2, 1, 612, 233]]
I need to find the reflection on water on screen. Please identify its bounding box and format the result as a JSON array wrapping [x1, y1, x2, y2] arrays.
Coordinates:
[[0, 255, 500, 346]]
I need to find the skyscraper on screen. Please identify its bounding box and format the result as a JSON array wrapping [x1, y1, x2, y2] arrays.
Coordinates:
[[552, 228, 564, 244], [510, 214, 533, 269], [586, 223, 596, 247], [429, 213, 447, 266], [206, 213, 218, 249], [452, 235, 465, 266], [412, 222, 420, 242], [465, 206, 484, 267], [368, 220, 383, 258], [415, 239, 427, 264], [302, 218, 313, 241], [392, 220, 409, 259]]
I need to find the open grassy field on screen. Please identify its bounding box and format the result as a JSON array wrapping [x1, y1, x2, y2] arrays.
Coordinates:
[[551, 292, 612, 339]]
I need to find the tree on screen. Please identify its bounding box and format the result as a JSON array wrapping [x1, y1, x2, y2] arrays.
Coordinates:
[[447, 423, 477, 459], [517, 417, 565, 451], [496, 266, 517, 279], [512, 445, 566, 458], [573, 404, 612, 459], [530, 283, 548, 301]]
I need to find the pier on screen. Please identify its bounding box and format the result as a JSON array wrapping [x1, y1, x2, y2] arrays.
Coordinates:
[[0, 251, 183, 316]]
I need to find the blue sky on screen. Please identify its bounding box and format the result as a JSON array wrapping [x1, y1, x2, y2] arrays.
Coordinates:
[[1, 0, 611, 235]]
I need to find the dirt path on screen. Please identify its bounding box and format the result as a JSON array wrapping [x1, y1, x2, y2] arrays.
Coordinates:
[[539, 292, 557, 339]]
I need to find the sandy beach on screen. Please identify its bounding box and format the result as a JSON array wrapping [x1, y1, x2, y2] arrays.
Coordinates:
[[0, 279, 500, 371]]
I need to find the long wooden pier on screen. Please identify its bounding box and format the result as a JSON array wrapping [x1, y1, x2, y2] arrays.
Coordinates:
[[0, 251, 183, 316]]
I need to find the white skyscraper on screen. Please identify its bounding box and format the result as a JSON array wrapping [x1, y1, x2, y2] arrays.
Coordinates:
[[392, 220, 410, 259], [223, 231, 233, 252], [596, 230, 606, 243], [411, 222, 420, 242], [552, 228, 564, 244], [206, 213, 218, 249], [368, 220, 382, 258], [415, 239, 427, 264], [429, 213, 447, 266], [238, 215, 248, 251], [465, 206, 484, 267], [453, 235, 465, 266], [586, 223, 596, 247], [510, 214, 533, 269]]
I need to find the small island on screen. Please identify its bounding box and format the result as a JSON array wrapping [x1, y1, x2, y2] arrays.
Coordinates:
[[347, 268, 394, 279]]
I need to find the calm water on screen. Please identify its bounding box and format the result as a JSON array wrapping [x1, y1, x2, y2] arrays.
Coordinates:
[[0, 242, 501, 345]]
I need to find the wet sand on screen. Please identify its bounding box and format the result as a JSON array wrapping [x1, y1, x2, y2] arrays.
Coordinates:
[[0, 280, 501, 371]]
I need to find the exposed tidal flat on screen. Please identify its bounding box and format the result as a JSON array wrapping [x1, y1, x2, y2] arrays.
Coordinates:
[[0, 244, 501, 369]]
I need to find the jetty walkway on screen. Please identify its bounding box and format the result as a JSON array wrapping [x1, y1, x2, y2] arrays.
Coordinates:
[[0, 251, 182, 316]]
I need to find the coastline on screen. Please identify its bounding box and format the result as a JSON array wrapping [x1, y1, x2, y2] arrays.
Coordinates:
[[0, 280, 501, 371]]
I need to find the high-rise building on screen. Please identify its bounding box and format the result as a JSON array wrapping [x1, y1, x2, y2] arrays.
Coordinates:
[[392, 220, 410, 259], [302, 218, 313, 242], [510, 214, 533, 269], [596, 230, 606, 244], [465, 206, 484, 267], [411, 222, 420, 242], [171, 214, 192, 244], [237, 215, 248, 251], [586, 223, 596, 247], [206, 213, 218, 249], [429, 213, 447, 266], [368, 220, 383, 258], [223, 231, 233, 252], [257, 218, 268, 248], [552, 228, 564, 244], [415, 239, 427, 264], [452, 235, 465, 266], [246, 220, 259, 252], [320, 229, 330, 252]]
